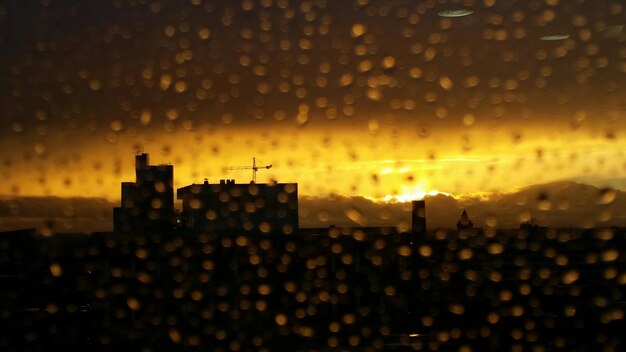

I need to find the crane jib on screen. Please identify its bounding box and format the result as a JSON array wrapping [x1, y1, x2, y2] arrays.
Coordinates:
[[228, 157, 272, 183]]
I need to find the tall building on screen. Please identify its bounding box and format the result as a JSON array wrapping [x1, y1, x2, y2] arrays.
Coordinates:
[[407, 199, 426, 250], [113, 153, 176, 232], [177, 179, 298, 234], [411, 200, 426, 234]]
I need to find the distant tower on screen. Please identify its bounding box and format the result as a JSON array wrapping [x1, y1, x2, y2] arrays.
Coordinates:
[[456, 209, 474, 229], [411, 200, 426, 234]]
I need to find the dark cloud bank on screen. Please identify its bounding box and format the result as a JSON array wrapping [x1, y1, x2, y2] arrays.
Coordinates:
[[300, 181, 626, 229], [2, 181, 626, 233], [0, 197, 113, 233]]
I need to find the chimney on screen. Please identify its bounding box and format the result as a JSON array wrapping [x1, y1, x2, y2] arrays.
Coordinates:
[[135, 153, 149, 170]]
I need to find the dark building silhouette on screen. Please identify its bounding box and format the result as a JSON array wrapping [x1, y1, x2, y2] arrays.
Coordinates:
[[7, 154, 626, 351], [113, 153, 176, 232], [411, 200, 426, 234], [177, 179, 298, 234], [456, 209, 474, 229]]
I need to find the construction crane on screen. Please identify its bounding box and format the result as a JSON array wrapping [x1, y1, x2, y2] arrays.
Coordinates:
[[228, 157, 272, 183]]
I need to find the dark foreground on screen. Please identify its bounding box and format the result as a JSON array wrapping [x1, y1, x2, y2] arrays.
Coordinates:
[[1, 226, 625, 351]]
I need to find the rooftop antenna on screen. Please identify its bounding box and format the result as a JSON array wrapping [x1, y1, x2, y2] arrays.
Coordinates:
[[228, 157, 272, 183]]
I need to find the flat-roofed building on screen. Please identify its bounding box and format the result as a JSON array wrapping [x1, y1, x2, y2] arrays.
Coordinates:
[[177, 179, 298, 234]]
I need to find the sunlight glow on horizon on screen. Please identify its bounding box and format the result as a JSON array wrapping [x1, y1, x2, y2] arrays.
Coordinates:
[[379, 181, 448, 203], [3, 124, 626, 200], [381, 190, 443, 203]]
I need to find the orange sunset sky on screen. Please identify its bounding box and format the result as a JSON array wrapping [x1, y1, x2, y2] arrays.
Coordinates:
[[1, 0, 625, 203]]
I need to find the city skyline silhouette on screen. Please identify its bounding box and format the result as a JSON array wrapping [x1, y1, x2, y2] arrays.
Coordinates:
[[4, 150, 626, 233], [1, 152, 625, 350]]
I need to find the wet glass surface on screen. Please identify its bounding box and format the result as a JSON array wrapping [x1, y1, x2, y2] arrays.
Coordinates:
[[1, 0, 626, 350]]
